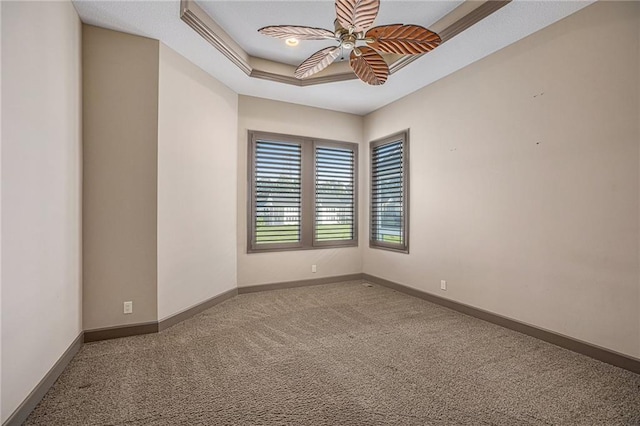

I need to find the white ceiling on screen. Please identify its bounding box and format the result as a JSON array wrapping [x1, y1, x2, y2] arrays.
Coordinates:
[[72, 0, 594, 116]]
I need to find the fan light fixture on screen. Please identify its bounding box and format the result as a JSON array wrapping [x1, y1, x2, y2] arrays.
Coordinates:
[[258, 0, 441, 85]]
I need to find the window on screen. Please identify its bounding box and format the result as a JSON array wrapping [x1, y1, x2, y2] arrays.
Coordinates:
[[370, 130, 409, 252], [248, 131, 358, 252]]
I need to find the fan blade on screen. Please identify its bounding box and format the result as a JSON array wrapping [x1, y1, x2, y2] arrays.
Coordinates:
[[335, 0, 380, 33], [295, 46, 341, 79], [366, 24, 441, 54], [349, 47, 388, 85], [258, 25, 335, 40]]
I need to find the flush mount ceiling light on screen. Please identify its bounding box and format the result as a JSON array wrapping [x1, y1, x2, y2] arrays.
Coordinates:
[[285, 38, 299, 46], [258, 0, 441, 86]]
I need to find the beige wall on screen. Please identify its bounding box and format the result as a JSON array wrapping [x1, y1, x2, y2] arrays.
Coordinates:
[[237, 96, 364, 286], [1, 1, 82, 421], [82, 26, 159, 330], [363, 1, 640, 358], [157, 44, 238, 320]]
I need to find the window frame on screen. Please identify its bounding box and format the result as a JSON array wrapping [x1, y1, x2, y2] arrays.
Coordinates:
[[369, 130, 410, 253], [247, 130, 358, 253]]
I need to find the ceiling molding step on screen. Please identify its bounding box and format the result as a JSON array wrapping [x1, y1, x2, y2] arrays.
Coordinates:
[[250, 69, 358, 87], [181, 0, 512, 86], [389, 0, 512, 75], [439, 0, 512, 43], [248, 69, 302, 86], [300, 72, 358, 86], [180, 0, 252, 75]]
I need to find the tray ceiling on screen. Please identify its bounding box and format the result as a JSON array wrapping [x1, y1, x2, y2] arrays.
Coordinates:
[[72, 0, 594, 115]]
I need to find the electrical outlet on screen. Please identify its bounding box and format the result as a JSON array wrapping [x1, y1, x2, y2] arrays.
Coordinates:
[[440, 280, 447, 291], [311, 264, 317, 273], [124, 301, 133, 314]]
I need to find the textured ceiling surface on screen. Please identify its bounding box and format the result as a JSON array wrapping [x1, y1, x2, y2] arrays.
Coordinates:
[[72, 0, 594, 115], [197, 1, 463, 66]]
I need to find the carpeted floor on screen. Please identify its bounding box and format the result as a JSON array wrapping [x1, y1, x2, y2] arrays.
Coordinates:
[[25, 280, 640, 425]]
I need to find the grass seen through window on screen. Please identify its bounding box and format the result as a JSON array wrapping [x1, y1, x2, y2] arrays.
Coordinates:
[[256, 224, 352, 242]]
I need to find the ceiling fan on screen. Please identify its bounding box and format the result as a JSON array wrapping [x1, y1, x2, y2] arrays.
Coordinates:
[[258, 0, 442, 86]]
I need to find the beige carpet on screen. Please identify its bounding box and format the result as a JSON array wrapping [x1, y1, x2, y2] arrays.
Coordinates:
[[25, 280, 640, 425]]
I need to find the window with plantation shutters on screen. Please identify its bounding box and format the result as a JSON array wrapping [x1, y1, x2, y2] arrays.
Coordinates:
[[248, 131, 358, 253], [253, 140, 302, 249], [314, 145, 356, 246], [370, 131, 409, 252]]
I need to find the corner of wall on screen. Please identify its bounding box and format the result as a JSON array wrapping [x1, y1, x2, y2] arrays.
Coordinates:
[[236, 96, 365, 287]]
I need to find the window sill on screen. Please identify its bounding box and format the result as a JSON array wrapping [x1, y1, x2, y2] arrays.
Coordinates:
[[247, 242, 359, 254], [369, 241, 409, 254]]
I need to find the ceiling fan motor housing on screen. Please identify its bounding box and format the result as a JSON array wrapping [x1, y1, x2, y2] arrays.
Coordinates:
[[341, 33, 357, 49]]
